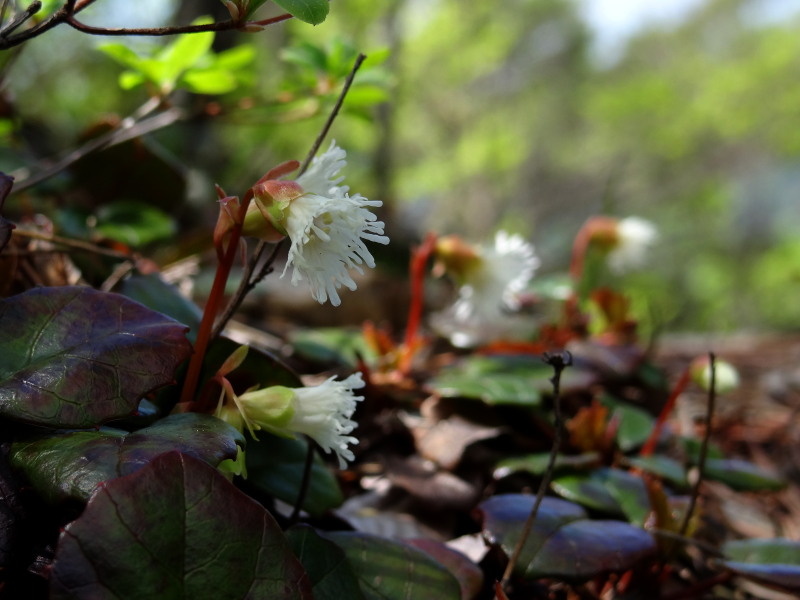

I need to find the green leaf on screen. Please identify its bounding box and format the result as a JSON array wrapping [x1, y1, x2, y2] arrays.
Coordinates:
[[246, 433, 343, 517], [49, 452, 313, 600], [10, 413, 244, 504], [94, 200, 176, 247], [286, 525, 364, 600], [703, 458, 786, 491], [626, 455, 688, 488], [406, 538, 484, 600], [116, 273, 202, 344], [721, 538, 800, 592], [0, 287, 191, 428], [272, 0, 329, 25], [551, 468, 651, 525], [479, 494, 656, 581], [282, 42, 329, 71], [322, 531, 461, 600], [600, 395, 655, 451], [181, 69, 239, 94], [157, 17, 215, 88], [496, 452, 601, 477], [289, 327, 376, 368]]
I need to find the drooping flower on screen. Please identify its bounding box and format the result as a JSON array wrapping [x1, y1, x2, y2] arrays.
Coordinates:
[[216, 371, 365, 469], [606, 217, 658, 274], [431, 231, 540, 347], [245, 142, 389, 306]]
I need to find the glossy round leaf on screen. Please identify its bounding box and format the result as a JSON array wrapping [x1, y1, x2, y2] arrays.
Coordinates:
[[286, 525, 364, 600], [704, 458, 786, 491], [0, 287, 191, 427], [10, 413, 244, 504], [322, 531, 461, 600], [479, 494, 656, 581], [272, 0, 329, 25], [50, 452, 312, 600], [722, 538, 800, 592]]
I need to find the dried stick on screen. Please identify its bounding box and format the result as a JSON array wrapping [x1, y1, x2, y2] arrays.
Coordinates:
[[501, 350, 572, 589]]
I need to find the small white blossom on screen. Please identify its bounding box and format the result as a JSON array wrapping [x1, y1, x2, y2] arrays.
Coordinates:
[[607, 217, 658, 274], [282, 142, 389, 306], [432, 231, 540, 347], [236, 373, 365, 469]]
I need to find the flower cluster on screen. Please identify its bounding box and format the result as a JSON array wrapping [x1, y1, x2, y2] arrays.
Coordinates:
[[431, 231, 540, 347], [244, 142, 389, 306]]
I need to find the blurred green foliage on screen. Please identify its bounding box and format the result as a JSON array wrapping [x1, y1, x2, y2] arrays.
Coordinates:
[[2, 0, 800, 332]]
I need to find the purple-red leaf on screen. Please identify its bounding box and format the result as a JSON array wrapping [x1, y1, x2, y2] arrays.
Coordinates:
[[50, 452, 313, 600], [479, 494, 656, 581], [0, 286, 191, 427]]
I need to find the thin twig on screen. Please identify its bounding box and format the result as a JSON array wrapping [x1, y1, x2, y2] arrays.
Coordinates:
[[211, 53, 368, 338], [501, 351, 572, 589], [11, 102, 182, 193], [0, 1, 41, 38], [65, 8, 292, 37], [679, 352, 716, 537], [299, 53, 367, 175], [11, 228, 134, 260]]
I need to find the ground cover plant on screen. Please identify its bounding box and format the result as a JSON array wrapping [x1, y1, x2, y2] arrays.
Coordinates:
[[1, 1, 800, 599]]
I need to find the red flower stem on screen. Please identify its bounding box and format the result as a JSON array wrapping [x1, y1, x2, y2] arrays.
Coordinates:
[[399, 232, 437, 375], [179, 191, 253, 409], [640, 367, 691, 457]]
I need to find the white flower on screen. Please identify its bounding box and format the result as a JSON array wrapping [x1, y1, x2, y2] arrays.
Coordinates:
[[607, 217, 658, 274], [432, 231, 540, 347], [282, 142, 389, 306], [235, 373, 365, 469]]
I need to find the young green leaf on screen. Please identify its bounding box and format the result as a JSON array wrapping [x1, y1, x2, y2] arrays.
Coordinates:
[[272, 0, 329, 25]]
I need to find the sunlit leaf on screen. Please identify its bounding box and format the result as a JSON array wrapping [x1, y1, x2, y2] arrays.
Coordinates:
[[0, 287, 191, 428], [272, 0, 329, 25], [49, 452, 312, 599]]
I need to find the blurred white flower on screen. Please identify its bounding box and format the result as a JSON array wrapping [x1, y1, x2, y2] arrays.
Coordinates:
[[223, 373, 366, 469], [431, 231, 540, 347], [606, 217, 658, 273]]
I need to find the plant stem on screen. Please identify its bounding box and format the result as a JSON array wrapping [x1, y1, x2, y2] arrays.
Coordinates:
[[179, 192, 253, 409], [289, 436, 316, 525], [398, 232, 437, 375], [640, 367, 691, 457], [501, 350, 572, 589], [679, 352, 716, 537]]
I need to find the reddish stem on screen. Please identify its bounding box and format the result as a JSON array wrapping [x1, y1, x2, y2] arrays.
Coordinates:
[[640, 367, 691, 457], [398, 232, 437, 375], [178, 190, 254, 409]]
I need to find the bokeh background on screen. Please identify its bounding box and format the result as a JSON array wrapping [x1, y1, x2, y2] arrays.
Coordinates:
[[3, 0, 800, 333]]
